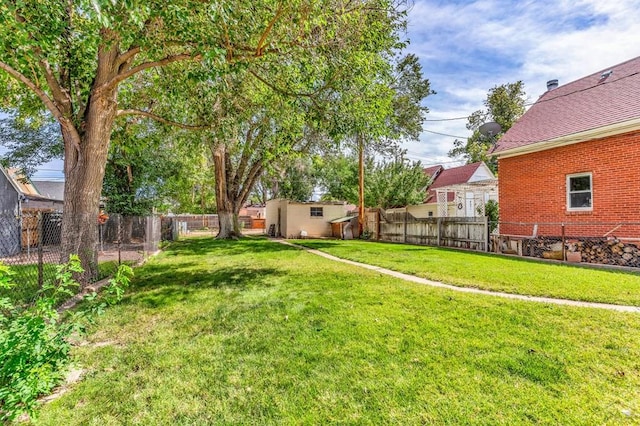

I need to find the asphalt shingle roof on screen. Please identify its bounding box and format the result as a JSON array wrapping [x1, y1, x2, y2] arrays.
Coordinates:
[[424, 162, 484, 203], [493, 56, 640, 154]]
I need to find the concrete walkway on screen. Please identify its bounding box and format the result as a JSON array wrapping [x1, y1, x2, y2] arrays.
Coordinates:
[[280, 240, 640, 313]]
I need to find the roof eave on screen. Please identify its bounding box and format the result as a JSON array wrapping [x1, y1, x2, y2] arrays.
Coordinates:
[[492, 117, 640, 159]]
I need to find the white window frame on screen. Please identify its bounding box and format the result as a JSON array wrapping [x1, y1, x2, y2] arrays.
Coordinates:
[[310, 207, 323, 217], [566, 172, 593, 211]]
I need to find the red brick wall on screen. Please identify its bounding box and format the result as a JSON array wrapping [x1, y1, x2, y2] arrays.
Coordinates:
[[498, 130, 640, 238]]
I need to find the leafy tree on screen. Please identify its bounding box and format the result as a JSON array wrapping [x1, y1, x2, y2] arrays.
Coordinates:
[[316, 154, 360, 204], [103, 123, 215, 216], [367, 155, 429, 208], [264, 157, 317, 202], [0, 113, 62, 176], [1, 1, 403, 281], [448, 81, 526, 173], [317, 152, 429, 209], [163, 2, 410, 238]]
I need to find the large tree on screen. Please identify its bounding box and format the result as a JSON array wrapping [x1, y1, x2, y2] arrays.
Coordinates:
[[0, 1, 403, 281], [448, 81, 526, 173], [166, 2, 411, 238], [317, 152, 429, 209]]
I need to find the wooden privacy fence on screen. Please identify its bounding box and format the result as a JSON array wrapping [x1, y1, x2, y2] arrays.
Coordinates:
[[376, 209, 489, 252]]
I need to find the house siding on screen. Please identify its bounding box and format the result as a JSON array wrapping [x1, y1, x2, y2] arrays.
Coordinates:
[[498, 129, 640, 238], [265, 199, 350, 238], [0, 170, 19, 216]]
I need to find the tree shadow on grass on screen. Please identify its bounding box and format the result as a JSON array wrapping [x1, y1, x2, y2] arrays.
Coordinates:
[[126, 265, 284, 308], [163, 236, 298, 257]]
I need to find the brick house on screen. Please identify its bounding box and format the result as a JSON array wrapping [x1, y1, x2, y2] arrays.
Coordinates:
[[492, 56, 640, 239]]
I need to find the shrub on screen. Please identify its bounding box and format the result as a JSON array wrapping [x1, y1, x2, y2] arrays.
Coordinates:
[[0, 257, 134, 421]]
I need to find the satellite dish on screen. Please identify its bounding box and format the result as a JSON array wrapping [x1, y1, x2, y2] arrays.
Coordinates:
[[479, 122, 502, 138]]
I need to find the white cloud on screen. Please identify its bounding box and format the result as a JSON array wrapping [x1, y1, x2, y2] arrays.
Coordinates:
[[404, 0, 640, 167]]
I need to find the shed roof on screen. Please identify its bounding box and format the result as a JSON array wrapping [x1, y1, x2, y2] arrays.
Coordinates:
[[329, 215, 357, 224], [493, 56, 640, 155]]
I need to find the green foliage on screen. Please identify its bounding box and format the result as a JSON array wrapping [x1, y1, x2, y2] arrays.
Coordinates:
[[482, 200, 499, 233], [0, 257, 134, 422], [0, 258, 81, 422], [262, 156, 317, 202], [449, 81, 526, 173], [0, 112, 63, 176], [103, 122, 216, 215], [366, 155, 429, 208], [317, 152, 428, 208]]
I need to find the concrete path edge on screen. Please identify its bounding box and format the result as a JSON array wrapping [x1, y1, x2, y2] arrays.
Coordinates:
[[279, 240, 640, 313]]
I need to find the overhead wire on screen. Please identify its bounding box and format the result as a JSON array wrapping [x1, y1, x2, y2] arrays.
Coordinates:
[[420, 69, 639, 123]]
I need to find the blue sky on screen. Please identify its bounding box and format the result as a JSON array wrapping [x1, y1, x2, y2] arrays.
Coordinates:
[[402, 0, 640, 167], [9, 0, 640, 180]]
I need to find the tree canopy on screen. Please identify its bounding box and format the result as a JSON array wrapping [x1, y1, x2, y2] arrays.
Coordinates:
[[0, 0, 411, 280], [317, 152, 429, 209], [448, 81, 526, 173]]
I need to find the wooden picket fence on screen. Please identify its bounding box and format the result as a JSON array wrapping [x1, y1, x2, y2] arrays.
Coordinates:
[[371, 208, 489, 252]]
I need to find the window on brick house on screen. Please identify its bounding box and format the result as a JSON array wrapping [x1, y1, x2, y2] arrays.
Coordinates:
[[310, 207, 323, 217], [566, 173, 592, 210]]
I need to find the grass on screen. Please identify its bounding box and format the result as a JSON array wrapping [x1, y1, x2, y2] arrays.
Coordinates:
[[294, 239, 640, 306], [30, 236, 640, 424], [0, 260, 133, 306]]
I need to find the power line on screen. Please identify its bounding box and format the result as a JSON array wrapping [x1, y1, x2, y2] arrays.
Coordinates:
[[423, 129, 467, 139], [424, 116, 468, 122], [421, 70, 640, 122]]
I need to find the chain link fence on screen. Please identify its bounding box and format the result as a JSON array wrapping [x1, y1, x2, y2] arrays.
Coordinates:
[[0, 212, 161, 291], [493, 221, 640, 268]]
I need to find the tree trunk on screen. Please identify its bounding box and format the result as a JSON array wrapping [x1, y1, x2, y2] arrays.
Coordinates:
[[60, 90, 117, 284], [213, 143, 239, 239]]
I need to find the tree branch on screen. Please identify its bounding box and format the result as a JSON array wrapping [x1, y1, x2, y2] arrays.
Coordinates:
[[98, 53, 202, 94], [39, 59, 72, 114], [248, 69, 315, 97], [115, 46, 141, 69], [0, 61, 64, 120], [234, 121, 265, 186], [238, 160, 264, 207], [116, 109, 209, 130], [255, 3, 285, 57]]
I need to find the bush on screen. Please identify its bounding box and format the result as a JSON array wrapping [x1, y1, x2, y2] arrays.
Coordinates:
[[0, 257, 134, 422], [480, 200, 499, 233]]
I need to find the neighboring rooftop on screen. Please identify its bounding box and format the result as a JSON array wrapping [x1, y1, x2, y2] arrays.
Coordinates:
[[424, 162, 494, 203], [494, 55, 640, 154], [423, 165, 443, 180], [4, 168, 41, 196], [32, 180, 65, 201]]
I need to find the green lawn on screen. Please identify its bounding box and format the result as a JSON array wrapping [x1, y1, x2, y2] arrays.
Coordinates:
[[294, 239, 640, 306], [30, 237, 640, 424]]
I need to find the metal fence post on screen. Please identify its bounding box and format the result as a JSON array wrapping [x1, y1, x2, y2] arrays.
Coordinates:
[[118, 215, 122, 265], [561, 223, 566, 261], [37, 212, 44, 288]]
